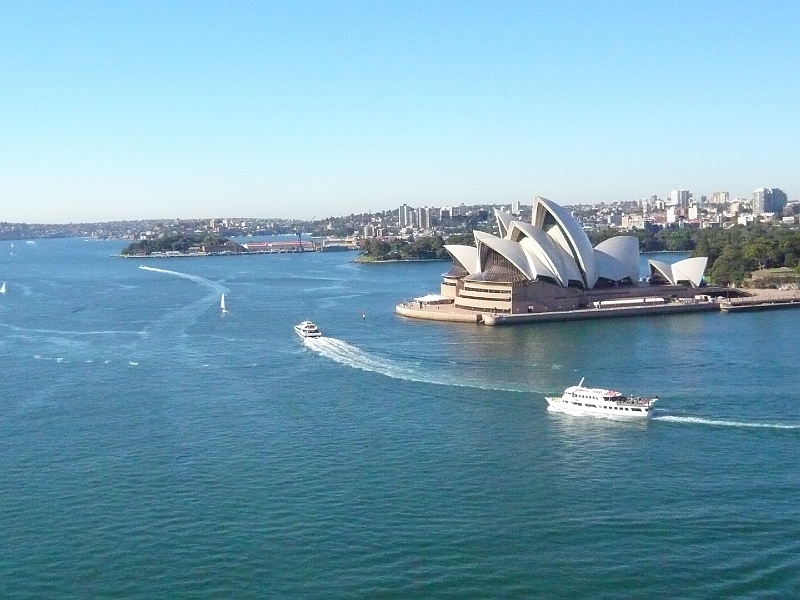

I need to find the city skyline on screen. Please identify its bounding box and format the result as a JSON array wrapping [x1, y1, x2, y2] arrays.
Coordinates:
[[2, 1, 800, 223]]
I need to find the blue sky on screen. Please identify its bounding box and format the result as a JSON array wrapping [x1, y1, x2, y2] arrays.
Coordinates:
[[1, 1, 799, 222]]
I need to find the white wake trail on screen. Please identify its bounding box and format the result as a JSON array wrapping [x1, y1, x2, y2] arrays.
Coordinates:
[[304, 336, 530, 392], [654, 415, 800, 430], [138, 265, 228, 294]]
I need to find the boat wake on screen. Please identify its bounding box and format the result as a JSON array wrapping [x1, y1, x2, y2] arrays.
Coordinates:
[[138, 265, 230, 333], [0, 322, 144, 336], [654, 415, 800, 430], [138, 265, 228, 295], [304, 336, 530, 392]]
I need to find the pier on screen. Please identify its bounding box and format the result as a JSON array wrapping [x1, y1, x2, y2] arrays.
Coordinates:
[[719, 288, 800, 312], [396, 288, 800, 325]]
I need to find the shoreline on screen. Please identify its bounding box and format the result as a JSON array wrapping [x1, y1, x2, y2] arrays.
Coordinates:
[[396, 287, 800, 325], [354, 257, 450, 264]]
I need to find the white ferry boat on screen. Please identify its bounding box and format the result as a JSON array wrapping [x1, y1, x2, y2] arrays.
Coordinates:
[[294, 320, 322, 339], [545, 378, 657, 418]]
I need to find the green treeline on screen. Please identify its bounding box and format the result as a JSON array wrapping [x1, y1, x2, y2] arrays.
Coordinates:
[[358, 236, 451, 261], [358, 232, 480, 262], [121, 234, 230, 256]]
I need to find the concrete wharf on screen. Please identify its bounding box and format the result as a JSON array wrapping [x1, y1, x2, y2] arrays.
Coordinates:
[[719, 288, 800, 312], [396, 288, 800, 325]]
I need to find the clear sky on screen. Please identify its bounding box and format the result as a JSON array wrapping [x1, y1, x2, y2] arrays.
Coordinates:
[[1, 1, 799, 222]]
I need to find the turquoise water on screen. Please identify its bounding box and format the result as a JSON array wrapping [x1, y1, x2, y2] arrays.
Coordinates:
[[1, 240, 799, 598]]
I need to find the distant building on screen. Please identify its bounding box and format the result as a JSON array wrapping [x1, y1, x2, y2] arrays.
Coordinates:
[[399, 204, 414, 227], [416, 206, 432, 230], [666, 206, 678, 224], [711, 191, 729, 205], [753, 188, 788, 215], [670, 190, 690, 209], [511, 200, 521, 215]]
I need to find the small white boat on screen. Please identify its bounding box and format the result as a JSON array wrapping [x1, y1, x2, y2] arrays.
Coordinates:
[[0, 281, 5, 294], [545, 378, 657, 418], [221, 293, 228, 313], [294, 320, 322, 338]]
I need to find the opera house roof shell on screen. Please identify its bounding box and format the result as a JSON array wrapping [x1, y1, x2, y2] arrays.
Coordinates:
[[445, 196, 707, 289]]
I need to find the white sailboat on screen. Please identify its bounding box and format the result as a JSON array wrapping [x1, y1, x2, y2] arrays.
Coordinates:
[[221, 293, 228, 313], [0, 282, 5, 294]]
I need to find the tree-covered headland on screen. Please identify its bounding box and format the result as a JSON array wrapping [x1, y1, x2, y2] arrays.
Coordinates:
[[357, 236, 453, 262], [121, 234, 240, 256]]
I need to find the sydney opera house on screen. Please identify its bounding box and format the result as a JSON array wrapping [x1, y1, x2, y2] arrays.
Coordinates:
[[416, 197, 710, 318]]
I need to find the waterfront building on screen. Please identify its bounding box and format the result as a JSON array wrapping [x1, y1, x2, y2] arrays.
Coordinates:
[[438, 197, 708, 314], [511, 200, 521, 215]]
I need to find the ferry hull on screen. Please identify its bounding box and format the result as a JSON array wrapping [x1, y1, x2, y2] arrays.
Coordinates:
[[545, 397, 653, 419]]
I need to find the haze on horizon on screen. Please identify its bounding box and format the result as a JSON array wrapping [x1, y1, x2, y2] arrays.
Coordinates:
[[1, 1, 799, 224]]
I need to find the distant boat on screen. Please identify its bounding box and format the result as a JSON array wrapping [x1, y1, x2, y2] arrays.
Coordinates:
[[0, 282, 5, 294], [294, 320, 321, 338], [26, 240, 35, 244], [221, 293, 228, 313]]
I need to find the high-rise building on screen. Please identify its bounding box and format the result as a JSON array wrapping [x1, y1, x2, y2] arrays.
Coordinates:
[[399, 204, 414, 227], [416, 207, 432, 230], [753, 189, 766, 214], [670, 190, 690, 208], [440, 205, 452, 219], [711, 191, 729, 205], [511, 200, 521, 215], [753, 188, 788, 214]]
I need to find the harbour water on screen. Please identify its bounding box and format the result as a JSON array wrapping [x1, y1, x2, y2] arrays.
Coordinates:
[[2, 240, 800, 598]]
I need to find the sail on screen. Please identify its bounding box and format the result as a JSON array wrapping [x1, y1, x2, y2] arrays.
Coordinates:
[[221, 294, 226, 310], [0, 282, 5, 294]]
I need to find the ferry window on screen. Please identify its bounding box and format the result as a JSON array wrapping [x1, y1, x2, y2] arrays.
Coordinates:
[[632, 408, 641, 412]]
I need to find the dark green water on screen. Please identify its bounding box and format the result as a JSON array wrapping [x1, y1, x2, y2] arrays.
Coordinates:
[[1, 239, 799, 598]]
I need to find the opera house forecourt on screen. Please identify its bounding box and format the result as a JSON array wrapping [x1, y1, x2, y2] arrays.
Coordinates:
[[396, 196, 737, 325]]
